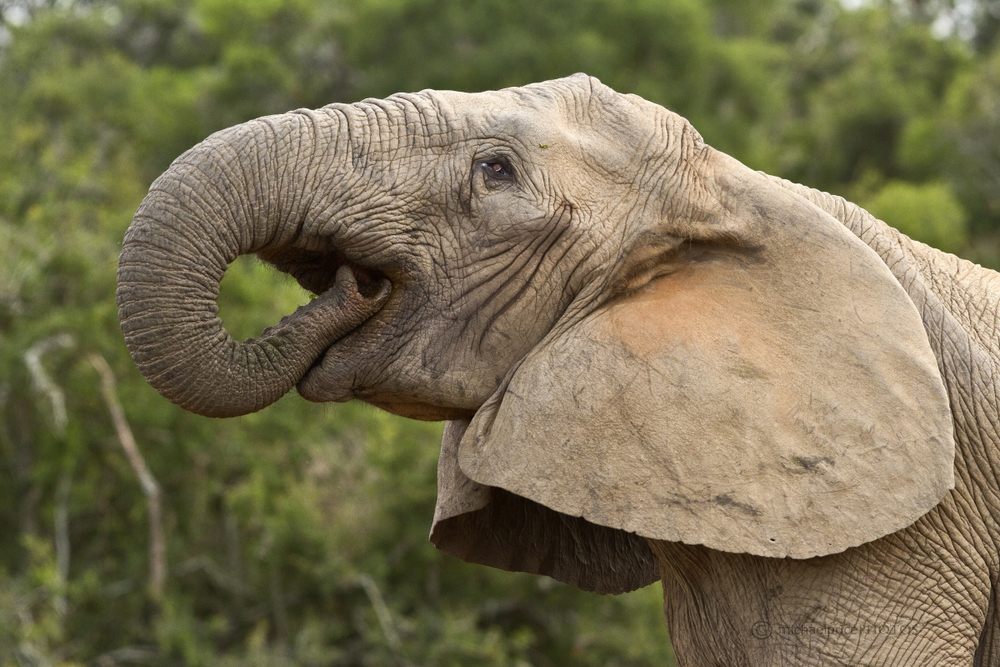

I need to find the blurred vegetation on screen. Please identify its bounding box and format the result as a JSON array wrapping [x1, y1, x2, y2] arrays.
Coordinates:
[[1, 0, 999, 664]]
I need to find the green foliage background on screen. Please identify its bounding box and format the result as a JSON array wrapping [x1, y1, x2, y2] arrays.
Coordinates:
[[1, 0, 998, 664]]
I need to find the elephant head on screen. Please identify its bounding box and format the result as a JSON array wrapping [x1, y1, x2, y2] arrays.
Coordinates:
[[118, 75, 954, 596]]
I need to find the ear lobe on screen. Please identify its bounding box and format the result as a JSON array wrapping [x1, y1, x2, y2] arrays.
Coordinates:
[[448, 155, 954, 560]]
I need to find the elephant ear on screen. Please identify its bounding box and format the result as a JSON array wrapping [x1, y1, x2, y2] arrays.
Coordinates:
[[432, 150, 954, 577]]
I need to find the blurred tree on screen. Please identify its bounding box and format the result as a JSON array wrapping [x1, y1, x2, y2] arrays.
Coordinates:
[[940, 47, 1000, 232], [770, 3, 969, 189], [2, 0, 999, 664], [863, 179, 969, 251]]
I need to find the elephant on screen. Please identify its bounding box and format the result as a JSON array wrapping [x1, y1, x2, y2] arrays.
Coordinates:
[[115, 73, 1000, 666]]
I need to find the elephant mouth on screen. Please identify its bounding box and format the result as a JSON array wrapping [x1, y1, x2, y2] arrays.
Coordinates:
[[263, 244, 392, 302], [266, 244, 395, 403]]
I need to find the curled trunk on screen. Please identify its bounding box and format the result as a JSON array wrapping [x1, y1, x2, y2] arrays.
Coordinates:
[[117, 112, 387, 418]]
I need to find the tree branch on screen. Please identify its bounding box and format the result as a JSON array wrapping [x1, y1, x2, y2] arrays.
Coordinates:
[[24, 333, 74, 615], [353, 573, 402, 652], [89, 353, 165, 601], [24, 333, 73, 434]]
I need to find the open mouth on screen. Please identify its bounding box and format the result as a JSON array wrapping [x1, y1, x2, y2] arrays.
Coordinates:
[[252, 241, 396, 404], [259, 244, 391, 301]]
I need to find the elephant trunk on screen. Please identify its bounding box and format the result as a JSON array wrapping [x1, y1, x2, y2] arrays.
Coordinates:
[[117, 111, 388, 418]]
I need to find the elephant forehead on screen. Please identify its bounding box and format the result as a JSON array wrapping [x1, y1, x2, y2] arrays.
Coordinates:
[[428, 77, 633, 138], [428, 92, 575, 143], [433, 75, 593, 115]]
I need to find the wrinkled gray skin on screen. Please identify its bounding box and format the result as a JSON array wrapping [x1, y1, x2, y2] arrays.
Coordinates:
[[119, 75, 1000, 665]]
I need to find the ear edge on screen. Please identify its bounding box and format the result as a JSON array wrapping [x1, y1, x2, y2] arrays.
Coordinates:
[[430, 487, 660, 594]]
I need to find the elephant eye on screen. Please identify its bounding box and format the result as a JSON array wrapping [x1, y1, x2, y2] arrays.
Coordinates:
[[479, 159, 513, 181]]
